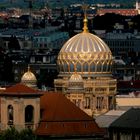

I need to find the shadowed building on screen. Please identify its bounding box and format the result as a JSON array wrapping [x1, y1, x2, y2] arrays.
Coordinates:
[[109, 108, 140, 140], [54, 12, 117, 116]]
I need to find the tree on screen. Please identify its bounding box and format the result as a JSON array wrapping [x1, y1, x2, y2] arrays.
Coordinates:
[[19, 129, 36, 140], [132, 15, 140, 31], [8, 35, 20, 50], [93, 13, 125, 30], [0, 127, 20, 140], [0, 128, 38, 140]]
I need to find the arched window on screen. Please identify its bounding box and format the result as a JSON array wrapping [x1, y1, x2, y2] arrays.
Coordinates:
[[25, 105, 34, 123], [8, 105, 13, 124], [96, 97, 103, 110], [85, 97, 90, 109], [103, 62, 107, 72], [64, 62, 68, 72], [83, 63, 88, 72], [106, 63, 109, 72], [90, 63, 95, 72], [97, 62, 102, 72], [70, 63, 74, 72], [76, 63, 81, 72]]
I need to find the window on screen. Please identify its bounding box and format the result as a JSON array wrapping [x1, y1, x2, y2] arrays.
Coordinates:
[[83, 63, 88, 72], [120, 132, 132, 140], [76, 99, 81, 108], [64, 62, 68, 72], [113, 131, 117, 140], [96, 97, 103, 110], [97, 62, 102, 72], [70, 63, 74, 72], [76, 63, 81, 72], [8, 105, 14, 124], [85, 97, 90, 109], [90, 63, 95, 72], [109, 96, 113, 110], [25, 105, 34, 123], [30, 57, 35, 63]]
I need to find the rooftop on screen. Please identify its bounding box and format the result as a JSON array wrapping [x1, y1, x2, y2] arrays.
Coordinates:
[[36, 92, 104, 137], [0, 83, 42, 96], [95, 110, 126, 128], [109, 108, 140, 129]]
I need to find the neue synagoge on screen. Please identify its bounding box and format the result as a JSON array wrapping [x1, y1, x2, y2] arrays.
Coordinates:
[[54, 13, 117, 116], [0, 11, 117, 138]]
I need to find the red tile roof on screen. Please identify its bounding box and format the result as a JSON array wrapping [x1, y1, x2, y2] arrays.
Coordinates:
[[36, 93, 104, 137], [97, 9, 138, 16], [0, 83, 42, 96]]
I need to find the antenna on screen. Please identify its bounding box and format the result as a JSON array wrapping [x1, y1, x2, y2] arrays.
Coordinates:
[[82, 1, 88, 18], [82, 1, 89, 33]]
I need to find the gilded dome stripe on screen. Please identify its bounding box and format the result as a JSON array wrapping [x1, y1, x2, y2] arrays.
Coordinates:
[[60, 33, 112, 53]]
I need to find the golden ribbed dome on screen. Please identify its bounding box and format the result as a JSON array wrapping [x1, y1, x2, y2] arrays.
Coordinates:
[[59, 32, 111, 53], [57, 32, 113, 77], [68, 73, 84, 91], [57, 15, 113, 78], [21, 66, 37, 87]]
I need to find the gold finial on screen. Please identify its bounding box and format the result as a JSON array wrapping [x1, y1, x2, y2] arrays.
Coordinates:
[[82, 3, 89, 33]]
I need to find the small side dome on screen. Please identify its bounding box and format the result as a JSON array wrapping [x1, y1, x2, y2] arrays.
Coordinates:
[[21, 66, 37, 88], [68, 73, 84, 91], [69, 73, 83, 82]]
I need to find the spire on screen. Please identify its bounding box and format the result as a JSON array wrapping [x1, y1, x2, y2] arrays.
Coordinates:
[[82, 3, 89, 33], [28, 65, 30, 72]]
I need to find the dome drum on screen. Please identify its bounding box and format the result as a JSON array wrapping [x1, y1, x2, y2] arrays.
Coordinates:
[[57, 59, 113, 74]]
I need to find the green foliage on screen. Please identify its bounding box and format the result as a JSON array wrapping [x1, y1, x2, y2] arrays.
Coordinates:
[[0, 127, 38, 140], [0, 127, 20, 140], [19, 129, 36, 140]]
